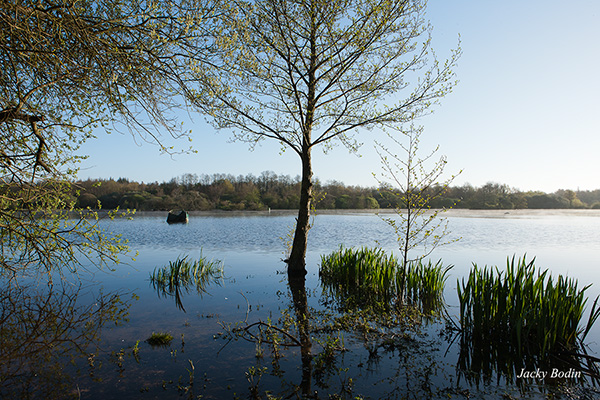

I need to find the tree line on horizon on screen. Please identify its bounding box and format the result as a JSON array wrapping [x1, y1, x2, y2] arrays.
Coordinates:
[[74, 172, 600, 212]]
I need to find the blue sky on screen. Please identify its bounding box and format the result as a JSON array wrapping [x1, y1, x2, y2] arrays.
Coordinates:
[[77, 0, 600, 193]]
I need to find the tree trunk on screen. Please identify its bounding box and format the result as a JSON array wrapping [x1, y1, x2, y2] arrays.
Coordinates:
[[287, 146, 312, 275], [288, 11, 316, 276]]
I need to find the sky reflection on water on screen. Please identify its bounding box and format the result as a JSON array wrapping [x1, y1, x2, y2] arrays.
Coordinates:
[[109, 209, 600, 282], [10, 210, 598, 399]]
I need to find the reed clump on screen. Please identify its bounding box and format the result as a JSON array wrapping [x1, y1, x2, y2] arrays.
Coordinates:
[[457, 256, 600, 358], [150, 253, 223, 312], [319, 246, 451, 314]]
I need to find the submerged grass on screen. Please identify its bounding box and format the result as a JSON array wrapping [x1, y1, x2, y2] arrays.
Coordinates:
[[319, 246, 451, 314], [146, 332, 173, 347], [457, 256, 600, 358], [150, 253, 224, 312]]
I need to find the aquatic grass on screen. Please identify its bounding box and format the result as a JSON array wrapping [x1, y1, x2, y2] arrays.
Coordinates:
[[146, 332, 173, 347], [150, 252, 224, 312], [457, 255, 600, 359], [404, 259, 452, 313], [319, 246, 451, 314]]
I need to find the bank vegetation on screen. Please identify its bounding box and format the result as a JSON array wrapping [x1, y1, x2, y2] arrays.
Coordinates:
[[66, 172, 600, 211]]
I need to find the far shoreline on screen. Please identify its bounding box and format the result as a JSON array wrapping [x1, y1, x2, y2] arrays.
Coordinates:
[[108, 208, 600, 219]]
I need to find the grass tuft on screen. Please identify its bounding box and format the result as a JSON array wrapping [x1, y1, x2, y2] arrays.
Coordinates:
[[146, 332, 173, 347], [319, 246, 451, 314], [149, 252, 224, 312], [457, 255, 600, 359]]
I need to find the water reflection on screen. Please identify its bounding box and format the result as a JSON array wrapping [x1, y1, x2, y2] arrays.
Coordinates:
[[0, 281, 134, 399], [149, 255, 224, 312], [288, 273, 313, 396], [210, 261, 457, 398], [456, 331, 600, 389], [52, 211, 600, 398], [454, 257, 600, 394]]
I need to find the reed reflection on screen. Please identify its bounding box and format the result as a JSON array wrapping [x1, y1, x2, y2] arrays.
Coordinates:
[[149, 254, 224, 312], [455, 256, 600, 390]]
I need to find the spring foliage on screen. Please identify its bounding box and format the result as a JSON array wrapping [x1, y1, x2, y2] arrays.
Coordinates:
[[189, 0, 460, 272], [375, 125, 461, 270], [0, 0, 214, 280]]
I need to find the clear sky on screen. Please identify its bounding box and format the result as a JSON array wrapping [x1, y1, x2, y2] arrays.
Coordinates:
[[77, 0, 600, 193]]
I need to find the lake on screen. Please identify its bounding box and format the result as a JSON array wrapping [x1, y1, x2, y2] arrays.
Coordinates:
[[3, 209, 600, 399]]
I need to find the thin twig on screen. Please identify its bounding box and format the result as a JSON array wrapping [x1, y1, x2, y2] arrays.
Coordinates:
[[239, 321, 301, 347]]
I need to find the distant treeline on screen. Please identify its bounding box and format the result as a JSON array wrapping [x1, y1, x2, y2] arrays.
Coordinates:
[[74, 172, 600, 211]]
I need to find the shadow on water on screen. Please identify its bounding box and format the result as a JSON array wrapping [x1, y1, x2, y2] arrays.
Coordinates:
[[212, 268, 316, 398], [94, 212, 600, 397], [0, 280, 134, 400]]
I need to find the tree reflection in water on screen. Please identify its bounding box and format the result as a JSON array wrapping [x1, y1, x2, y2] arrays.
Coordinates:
[[0, 281, 133, 399], [217, 267, 450, 399], [288, 272, 313, 396]]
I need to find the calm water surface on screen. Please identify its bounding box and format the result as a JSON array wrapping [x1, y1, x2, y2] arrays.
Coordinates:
[[5, 210, 600, 399]]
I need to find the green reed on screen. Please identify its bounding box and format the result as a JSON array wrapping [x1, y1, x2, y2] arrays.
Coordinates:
[[319, 246, 451, 313], [457, 256, 600, 357], [150, 253, 224, 312]]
